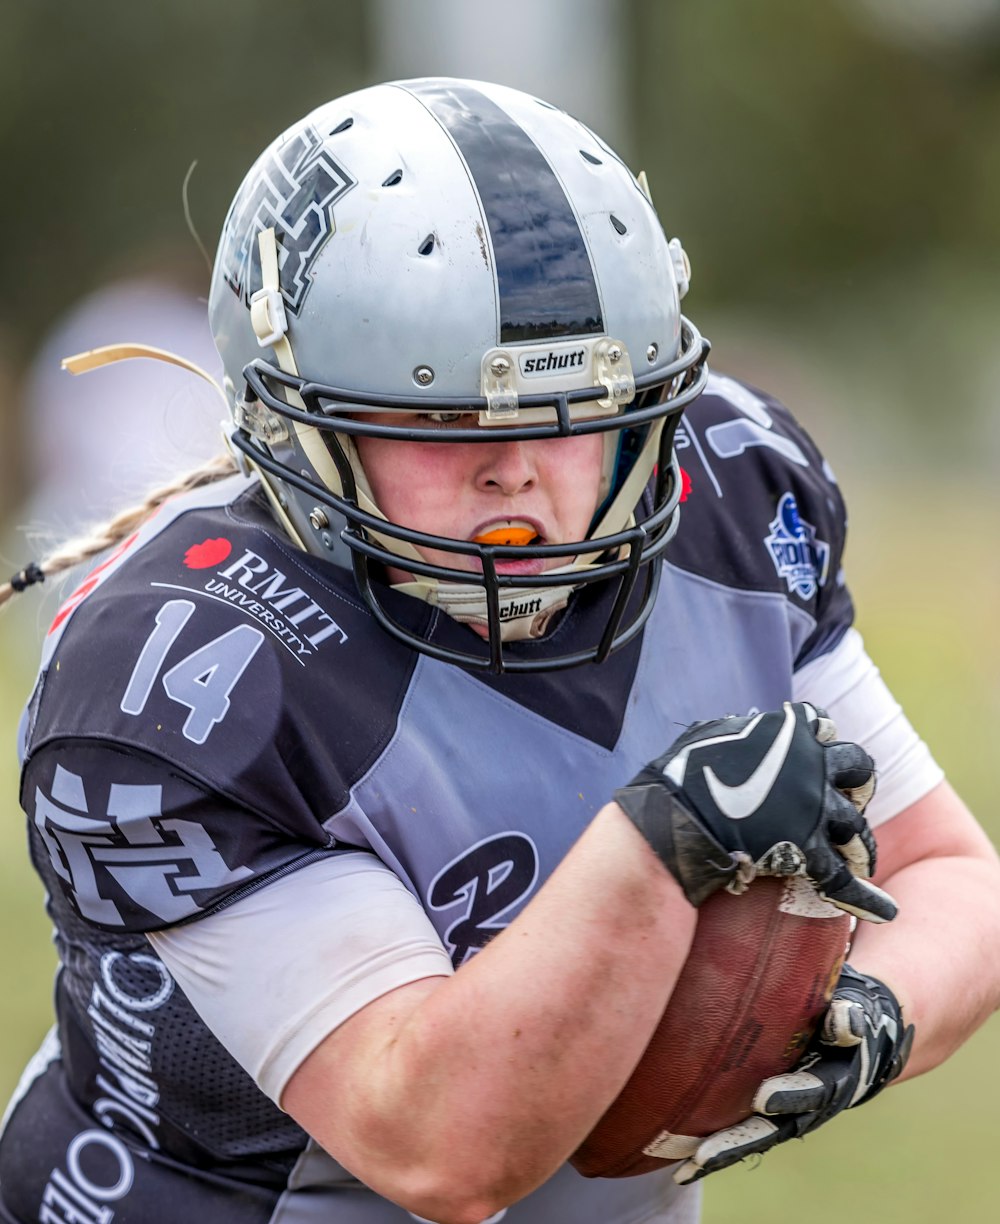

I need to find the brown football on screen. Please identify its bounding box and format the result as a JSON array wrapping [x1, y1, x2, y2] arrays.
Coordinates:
[[571, 876, 851, 1178]]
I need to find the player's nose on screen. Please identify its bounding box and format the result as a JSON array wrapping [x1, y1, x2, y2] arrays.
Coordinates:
[[475, 440, 539, 497]]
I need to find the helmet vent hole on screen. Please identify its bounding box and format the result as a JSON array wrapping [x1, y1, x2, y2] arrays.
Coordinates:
[[330, 117, 354, 134], [580, 150, 602, 165], [610, 214, 628, 235], [382, 168, 404, 187], [418, 233, 436, 256]]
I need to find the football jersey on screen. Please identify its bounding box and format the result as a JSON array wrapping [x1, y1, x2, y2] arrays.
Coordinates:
[[0, 374, 900, 1223]]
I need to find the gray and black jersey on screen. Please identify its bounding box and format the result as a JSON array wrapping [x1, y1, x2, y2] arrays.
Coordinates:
[[0, 375, 940, 1224]]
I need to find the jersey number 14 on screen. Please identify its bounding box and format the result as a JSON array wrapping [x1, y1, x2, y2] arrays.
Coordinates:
[[120, 599, 264, 745]]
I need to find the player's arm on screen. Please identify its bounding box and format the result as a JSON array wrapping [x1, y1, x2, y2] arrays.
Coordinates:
[[281, 802, 694, 1224], [849, 778, 1000, 1078], [799, 633, 1000, 1076], [280, 701, 881, 1220], [674, 780, 1000, 1184], [673, 634, 1000, 1182]]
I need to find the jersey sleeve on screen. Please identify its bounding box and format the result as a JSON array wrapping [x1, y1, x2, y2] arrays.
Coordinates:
[[19, 492, 425, 936], [147, 851, 454, 1103], [23, 738, 341, 932], [671, 372, 856, 670], [792, 627, 945, 827]]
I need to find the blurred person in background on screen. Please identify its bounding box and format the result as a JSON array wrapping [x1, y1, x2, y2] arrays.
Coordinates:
[[0, 77, 998, 1224], [1, 278, 224, 641], [20, 279, 223, 529]]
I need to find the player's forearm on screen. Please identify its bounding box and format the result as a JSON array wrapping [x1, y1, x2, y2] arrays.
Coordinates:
[[850, 850, 1000, 1079], [291, 802, 695, 1219]]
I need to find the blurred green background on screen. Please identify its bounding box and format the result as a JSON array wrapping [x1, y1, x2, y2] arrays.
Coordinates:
[[1, 2, 998, 1221]]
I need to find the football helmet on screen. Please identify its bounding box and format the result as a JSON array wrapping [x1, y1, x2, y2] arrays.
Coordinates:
[[208, 78, 708, 672]]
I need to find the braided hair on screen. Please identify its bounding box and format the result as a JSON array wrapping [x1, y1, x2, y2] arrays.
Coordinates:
[[1, 453, 237, 609]]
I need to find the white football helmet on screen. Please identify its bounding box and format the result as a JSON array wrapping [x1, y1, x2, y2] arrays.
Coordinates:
[[208, 78, 708, 672]]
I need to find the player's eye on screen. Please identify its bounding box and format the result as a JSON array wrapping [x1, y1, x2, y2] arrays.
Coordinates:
[[422, 412, 463, 423]]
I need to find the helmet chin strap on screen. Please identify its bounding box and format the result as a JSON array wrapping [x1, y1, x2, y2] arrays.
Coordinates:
[[397, 568, 580, 641]]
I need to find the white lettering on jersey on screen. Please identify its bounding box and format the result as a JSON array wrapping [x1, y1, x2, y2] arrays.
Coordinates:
[[217, 550, 348, 646], [34, 765, 253, 926], [121, 599, 265, 743], [41, 951, 174, 1221]]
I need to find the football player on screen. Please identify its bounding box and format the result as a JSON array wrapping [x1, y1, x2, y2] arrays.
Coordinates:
[[1, 79, 997, 1224]]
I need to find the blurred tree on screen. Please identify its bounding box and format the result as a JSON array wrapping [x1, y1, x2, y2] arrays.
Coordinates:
[[0, 0, 371, 350], [630, 0, 1000, 307], [628, 0, 1000, 467]]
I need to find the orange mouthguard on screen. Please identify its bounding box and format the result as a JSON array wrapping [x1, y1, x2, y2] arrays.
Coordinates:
[[474, 526, 538, 546]]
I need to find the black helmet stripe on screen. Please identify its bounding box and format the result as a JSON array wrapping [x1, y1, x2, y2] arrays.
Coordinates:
[[402, 80, 604, 344]]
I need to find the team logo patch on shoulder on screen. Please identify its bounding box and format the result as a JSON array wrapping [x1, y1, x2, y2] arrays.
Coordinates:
[[764, 492, 830, 599]]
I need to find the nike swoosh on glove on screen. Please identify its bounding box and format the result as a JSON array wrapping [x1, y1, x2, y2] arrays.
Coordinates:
[[613, 701, 898, 922], [673, 965, 915, 1184]]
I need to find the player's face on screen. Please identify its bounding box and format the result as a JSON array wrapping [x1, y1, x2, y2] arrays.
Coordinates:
[[354, 417, 606, 582]]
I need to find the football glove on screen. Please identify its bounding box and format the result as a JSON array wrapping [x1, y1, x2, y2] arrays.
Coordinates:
[[673, 964, 915, 1184], [613, 701, 897, 923]]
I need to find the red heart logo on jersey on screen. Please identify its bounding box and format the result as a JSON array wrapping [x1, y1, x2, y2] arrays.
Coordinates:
[[184, 538, 233, 569]]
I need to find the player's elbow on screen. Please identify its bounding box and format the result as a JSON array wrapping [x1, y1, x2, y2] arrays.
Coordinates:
[[339, 1112, 546, 1223], [397, 1186, 509, 1224], [370, 1158, 522, 1224]]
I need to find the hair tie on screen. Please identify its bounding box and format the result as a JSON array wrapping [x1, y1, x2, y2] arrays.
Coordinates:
[[9, 562, 46, 592]]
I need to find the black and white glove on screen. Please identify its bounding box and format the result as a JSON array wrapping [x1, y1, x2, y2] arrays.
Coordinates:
[[673, 964, 915, 1184], [614, 701, 897, 923]]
